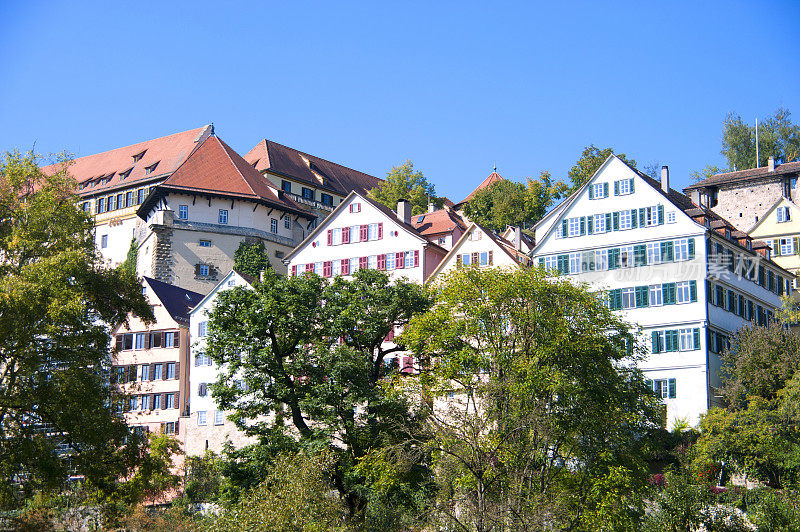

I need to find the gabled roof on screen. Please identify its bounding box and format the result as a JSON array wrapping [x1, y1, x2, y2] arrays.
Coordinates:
[[427, 222, 529, 281], [244, 139, 383, 197], [283, 191, 446, 263], [411, 208, 467, 236], [43, 125, 213, 196], [137, 135, 313, 219], [143, 277, 204, 326], [684, 161, 800, 190], [188, 269, 256, 317], [457, 171, 504, 205], [749, 197, 800, 235]]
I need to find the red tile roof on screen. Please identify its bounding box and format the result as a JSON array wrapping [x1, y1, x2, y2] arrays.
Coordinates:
[[411, 208, 467, 236], [684, 161, 800, 190], [458, 171, 504, 204], [244, 139, 383, 197], [42, 126, 213, 196], [138, 135, 312, 218]]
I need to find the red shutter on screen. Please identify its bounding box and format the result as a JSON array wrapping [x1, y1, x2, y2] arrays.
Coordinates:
[[323, 261, 332, 277], [291, 265, 297, 276], [359, 256, 368, 269], [396, 252, 404, 269], [342, 227, 350, 244], [360, 225, 368, 241], [327, 230, 332, 246], [349, 204, 354, 213], [161, 393, 168, 410], [306, 263, 313, 272], [341, 258, 350, 275], [378, 223, 383, 239], [377, 254, 386, 270], [414, 250, 420, 267], [173, 332, 180, 348]]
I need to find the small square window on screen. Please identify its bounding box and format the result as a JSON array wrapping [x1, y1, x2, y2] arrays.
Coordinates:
[[199, 240, 211, 248], [281, 180, 292, 193], [199, 265, 210, 276], [302, 188, 314, 200], [178, 205, 188, 220], [197, 411, 207, 426], [667, 212, 676, 224], [219, 210, 228, 224], [284, 217, 291, 229], [214, 411, 225, 425]]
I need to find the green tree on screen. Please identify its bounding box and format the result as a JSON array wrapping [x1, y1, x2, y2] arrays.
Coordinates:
[[402, 267, 659, 531], [204, 268, 434, 527], [118, 434, 183, 506], [463, 171, 567, 232], [0, 151, 153, 508], [689, 164, 724, 184], [369, 160, 439, 215], [122, 237, 138, 276], [722, 108, 800, 171], [566, 144, 637, 193], [232, 239, 270, 278]]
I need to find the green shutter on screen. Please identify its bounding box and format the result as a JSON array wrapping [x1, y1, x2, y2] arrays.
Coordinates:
[[613, 212, 620, 231], [604, 183, 609, 197], [587, 215, 593, 234], [663, 283, 676, 305], [580, 217, 586, 236], [658, 204, 665, 225], [588, 185, 594, 199], [538, 258, 544, 268], [558, 255, 569, 275], [636, 286, 649, 307], [634, 244, 647, 266], [795, 237, 800, 255], [629, 178, 635, 193], [661, 241, 674, 262], [639, 207, 646, 227], [631, 209, 638, 228], [693, 328, 701, 350], [668, 378, 676, 398], [690, 280, 697, 302], [688, 238, 695, 259], [606, 212, 612, 230], [608, 248, 620, 270], [614, 181, 620, 196], [561, 219, 568, 237], [652, 331, 660, 353]]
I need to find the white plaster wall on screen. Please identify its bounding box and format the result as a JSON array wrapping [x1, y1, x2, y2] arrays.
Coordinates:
[[431, 227, 519, 281]]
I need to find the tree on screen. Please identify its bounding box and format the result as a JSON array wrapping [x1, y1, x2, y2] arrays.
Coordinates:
[[117, 434, 183, 506], [463, 171, 567, 232], [0, 151, 153, 508], [401, 267, 659, 531], [369, 160, 439, 215], [690, 164, 724, 184], [122, 237, 138, 276], [721, 108, 800, 171], [204, 268, 434, 527], [232, 239, 270, 278], [566, 145, 637, 193]]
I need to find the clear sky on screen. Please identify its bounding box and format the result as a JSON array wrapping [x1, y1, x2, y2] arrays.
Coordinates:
[[1, 1, 799, 201]]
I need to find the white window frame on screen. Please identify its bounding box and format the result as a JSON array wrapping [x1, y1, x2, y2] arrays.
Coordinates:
[[778, 206, 791, 223], [644, 206, 659, 227], [621, 287, 635, 309], [197, 411, 207, 426], [780, 238, 794, 255], [178, 205, 188, 220], [101, 235, 108, 248], [646, 243, 661, 264], [594, 249, 608, 270], [386, 253, 396, 270], [667, 211, 676, 224], [544, 256, 557, 270], [214, 411, 225, 425], [568, 217, 581, 237], [593, 213, 606, 233], [619, 210, 632, 230], [679, 329, 694, 351], [332, 228, 342, 245], [351, 257, 360, 272], [198, 321, 208, 338], [368, 223, 379, 240], [592, 183, 607, 199], [569, 252, 581, 274], [649, 285, 663, 306], [675, 281, 691, 304], [674, 239, 689, 261], [270, 218, 278, 233], [404, 252, 414, 269], [368, 255, 378, 269], [620, 245, 634, 268], [314, 262, 323, 275], [617, 179, 631, 195]]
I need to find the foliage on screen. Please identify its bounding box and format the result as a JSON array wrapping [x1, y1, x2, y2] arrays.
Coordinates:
[[689, 164, 724, 184], [369, 160, 439, 215], [122, 237, 138, 276], [402, 266, 659, 531], [117, 434, 183, 506], [722, 108, 800, 171], [643, 470, 715, 532], [0, 151, 153, 509], [232, 239, 270, 278], [205, 268, 434, 526], [565, 144, 637, 193], [462, 171, 567, 232], [207, 450, 347, 532], [747, 490, 800, 531], [118, 501, 203, 532], [184, 452, 221, 504]]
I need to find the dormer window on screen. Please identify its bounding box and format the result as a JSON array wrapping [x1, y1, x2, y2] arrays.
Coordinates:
[[119, 168, 132, 180], [725, 229, 731, 239], [144, 162, 159, 175], [251, 159, 259, 167], [746, 240, 752, 250], [132, 150, 147, 162]]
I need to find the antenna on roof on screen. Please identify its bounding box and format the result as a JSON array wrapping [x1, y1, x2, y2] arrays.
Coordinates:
[[493, 162, 497, 173], [755, 117, 759, 168], [210, 122, 215, 136]]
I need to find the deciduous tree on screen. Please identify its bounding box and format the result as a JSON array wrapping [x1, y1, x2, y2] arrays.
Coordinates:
[[566, 145, 637, 193], [232, 240, 270, 278], [722, 108, 800, 171], [369, 160, 439, 215]]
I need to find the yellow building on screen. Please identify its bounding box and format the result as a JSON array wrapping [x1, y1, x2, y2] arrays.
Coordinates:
[[749, 197, 800, 289]]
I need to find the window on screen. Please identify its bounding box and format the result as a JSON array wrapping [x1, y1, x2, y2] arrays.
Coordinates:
[[198, 321, 208, 337], [386, 253, 396, 270], [368, 223, 381, 240], [569, 253, 581, 274], [198, 383, 208, 397], [196, 352, 212, 366], [667, 212, 676, 224], [107, 195, 115, 211], [777, 206, 791, 223], [152, 394, 161, 410], [593, 213, 607, 233], [590, 182, 608, 199], [165, 362, 175, 379], [368, 255, 378, 269], [197, 411, 207, 426], [164, 332, 177, 348], [619, 210, 632, 230], [480, 252, 490, 266], [649, 285, 663, 306], [284, 217, 291, 229], [144, 162, 158, 174], [214, 411, 225, 425], [116, 193, 123, 209], [97, 197, 106, 213], [349, 203, 361, 213], [178, 205, 188, 220], [615, 178, 633, 195], [164, 394, 175, 409], [199, 264, 210, 276], [651, 378, 676, 399], [140, 395, 149, 410], [675, 281, 693, 304], [164, 421, 176, 435], [153, 363, 163, 380], [646, 243, 661, 264], [544, 255, 557, 271], [129, 396, 139, 411], [124, 191, 133, 208], [594, 249, 607, 270], [101, 235, 108, 248], [281, 180, 292, 193], [675, 239, 690, 261], [218, 210, 228, 224], [137, 188, 145, 204], [302, 187, 314, 200], [781, 238, 794, 255], [199, 240, 211, 247], [568, 217, 582, 237], [331, 228, 342, 245], [621, 288, 635, 309], [652, 331, 665, 353], [135, 333, 147, 350], [139, 364, 149, 381], [270, 218, 278, 233], [321, 193, 333, 205], [620, 246, 634, 268]]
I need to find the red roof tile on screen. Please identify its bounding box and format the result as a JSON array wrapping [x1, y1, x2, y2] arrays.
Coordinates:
[[42, 126, 213, 196], [458, 171, 504, 204], [244, 139, 383, 196], [684, 161, 800, 190], [411, 209, 467, 236]]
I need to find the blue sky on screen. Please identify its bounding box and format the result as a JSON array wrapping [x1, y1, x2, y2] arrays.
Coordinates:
[[1, 1, 798, 201]]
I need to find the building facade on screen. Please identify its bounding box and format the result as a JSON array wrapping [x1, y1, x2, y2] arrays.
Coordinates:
[[111, 277, 203, 440], [748, 197, 800, 286], [532, 156, 793, 426]]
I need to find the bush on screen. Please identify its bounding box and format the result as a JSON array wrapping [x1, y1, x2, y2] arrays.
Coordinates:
[[748, 490, 800, 531]]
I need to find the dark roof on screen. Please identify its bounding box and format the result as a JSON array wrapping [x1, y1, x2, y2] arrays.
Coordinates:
[[684, 161, 800, 190], [232, 269, 257, 285], [137, 135, 313, 219], [144, 277, 204, 325], [244, 139, 383, 197]]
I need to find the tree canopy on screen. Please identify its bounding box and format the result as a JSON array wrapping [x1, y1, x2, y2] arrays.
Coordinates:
[[369, 160, 439, 216], [721, 107, 800, 171], [566, 144, 637, 193], [232, 239, 270, 278], [0, 151, 153, 508]]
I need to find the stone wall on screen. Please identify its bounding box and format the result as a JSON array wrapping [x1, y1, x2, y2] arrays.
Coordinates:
[[714, 178, 784, 232], [151, 226, 175, 285]]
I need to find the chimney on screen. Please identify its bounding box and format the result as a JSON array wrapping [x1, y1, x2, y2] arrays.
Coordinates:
[[661, 166, 670, 193], [428, 202, 436, 213], [397, 199, 411, 224], [768, 156, 775, 172], [514, 226, 522, 251]]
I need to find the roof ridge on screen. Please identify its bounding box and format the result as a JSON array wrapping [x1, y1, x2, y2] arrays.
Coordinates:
[[263, 138, 379, 180], [217, 137, 259, 197]]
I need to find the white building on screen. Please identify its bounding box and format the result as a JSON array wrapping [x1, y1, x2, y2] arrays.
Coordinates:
[[284, 192, 448, 284], [185, 269, 258, 456], [532, 156, 794, 426]]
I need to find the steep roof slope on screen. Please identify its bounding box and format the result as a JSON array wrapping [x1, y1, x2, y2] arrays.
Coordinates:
[[244, 139, 383, 196], [42, 126, 213, 195], [411, 208, 467, 236], [144, 277, 204, 325], [457, 171, 504, 205]]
